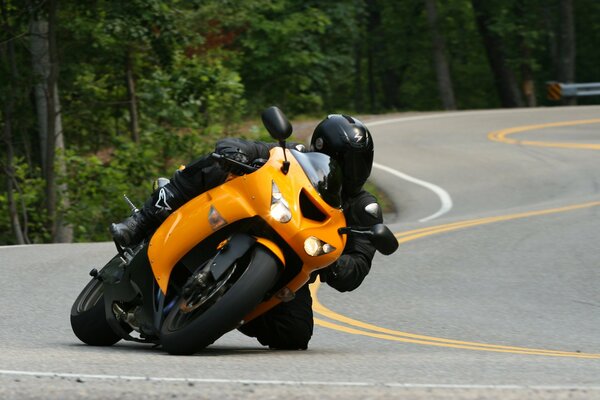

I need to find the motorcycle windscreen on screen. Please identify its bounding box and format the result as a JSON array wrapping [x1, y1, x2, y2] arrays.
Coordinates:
[[291, 150, 343, 208]]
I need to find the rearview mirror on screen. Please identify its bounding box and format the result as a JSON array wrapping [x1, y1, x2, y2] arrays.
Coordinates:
[[261, 106, 292, 141], [339, 223, 399, 255], [369, 224, 399, 255]]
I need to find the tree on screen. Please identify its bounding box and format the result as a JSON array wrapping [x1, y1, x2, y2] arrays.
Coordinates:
[[1, 0, 27, 244], [2, 0, 600, 245], [471, 0, 524, 108], [424, 0, 456, 110], [30, 0, 72, 242], [515, 0, 537, 107], [233, 0, 362, 115], [558, 0, 576, 105]]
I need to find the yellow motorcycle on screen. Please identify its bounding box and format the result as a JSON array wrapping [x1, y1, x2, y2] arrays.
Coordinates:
[[70, 106, 398, 355]]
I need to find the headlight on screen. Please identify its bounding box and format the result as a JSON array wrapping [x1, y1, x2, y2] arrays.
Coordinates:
[[270, 181, 291, 223], [303, 236, 336, 256]]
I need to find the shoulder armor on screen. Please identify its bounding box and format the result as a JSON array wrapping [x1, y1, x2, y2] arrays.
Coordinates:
[[364, 203, 381, 218], [346, 191, 383, 225]]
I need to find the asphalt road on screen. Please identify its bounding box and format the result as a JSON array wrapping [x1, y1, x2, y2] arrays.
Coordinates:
[[1, 106, 600, 399]]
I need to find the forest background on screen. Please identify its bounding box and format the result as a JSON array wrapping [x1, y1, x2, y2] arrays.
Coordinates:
[[1, 0, 598, 245]]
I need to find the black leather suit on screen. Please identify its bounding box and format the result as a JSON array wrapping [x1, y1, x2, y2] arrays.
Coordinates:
[[167, 138, 383, 350]]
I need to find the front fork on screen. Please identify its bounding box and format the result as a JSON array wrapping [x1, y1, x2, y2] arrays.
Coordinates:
[[97, 243, 162, 343], [99, 233, 286, 343]]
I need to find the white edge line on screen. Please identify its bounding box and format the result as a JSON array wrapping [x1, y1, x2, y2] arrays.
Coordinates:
[[367, 110, 506, 127], [0, 244, 42, 249], [365, 106, 600, 127], [2, 111, 597, 385], [1, 370, 600, 390], [373, 162, 452, 222]]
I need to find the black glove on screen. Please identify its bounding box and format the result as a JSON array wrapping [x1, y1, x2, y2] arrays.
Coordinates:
[[319, 258, 345, 283], [215, 143, 250, 175]]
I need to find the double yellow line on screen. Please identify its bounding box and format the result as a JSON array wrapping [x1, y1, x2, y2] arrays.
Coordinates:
[[395, 201, 600, 245], [311, 118, 600, 358], [312, 201, 600, 358], [488, 119, 600, 150]]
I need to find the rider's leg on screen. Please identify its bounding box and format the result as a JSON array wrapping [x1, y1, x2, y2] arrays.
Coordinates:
[[109, 154, 229, 247], [238, 284, 314, 350], [109, 182, 186, 247]]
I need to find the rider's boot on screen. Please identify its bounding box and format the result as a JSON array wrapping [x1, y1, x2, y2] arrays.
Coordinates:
[[110, 182, 186, 247]]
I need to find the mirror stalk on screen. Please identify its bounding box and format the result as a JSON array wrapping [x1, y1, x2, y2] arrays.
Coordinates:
[[338, 227, 370, 235], [339, 224, 399, 255], [261, 106, 293, 175], [279, 140, 290, 174]]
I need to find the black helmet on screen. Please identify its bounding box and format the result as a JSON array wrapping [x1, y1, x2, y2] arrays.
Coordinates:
[[310, 114, 374, 197]]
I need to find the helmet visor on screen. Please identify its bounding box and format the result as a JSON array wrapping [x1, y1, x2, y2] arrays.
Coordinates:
[[341, 149, 373, 196]]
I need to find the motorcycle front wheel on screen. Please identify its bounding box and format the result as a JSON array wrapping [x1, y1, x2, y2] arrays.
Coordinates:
[[160, 246, 279, 355], [70, 275, 122, 346]]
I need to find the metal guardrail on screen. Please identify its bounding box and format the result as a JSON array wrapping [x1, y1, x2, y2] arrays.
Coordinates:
[[547, 82, 600, 100]]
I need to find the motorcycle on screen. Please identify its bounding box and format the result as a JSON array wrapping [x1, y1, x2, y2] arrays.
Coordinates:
[[70, 106, 399, 355]]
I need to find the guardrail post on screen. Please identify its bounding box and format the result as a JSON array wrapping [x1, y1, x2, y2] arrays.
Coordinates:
[[546, 81, 600, 100]]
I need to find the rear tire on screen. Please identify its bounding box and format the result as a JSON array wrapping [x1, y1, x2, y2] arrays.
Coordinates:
[[160, 246, 279, 355], [70, 256, 127, 346]]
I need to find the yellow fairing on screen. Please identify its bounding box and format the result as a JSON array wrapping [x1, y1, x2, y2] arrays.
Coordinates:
[[148, 147, 346, 296], [255, 237, 285, 266]]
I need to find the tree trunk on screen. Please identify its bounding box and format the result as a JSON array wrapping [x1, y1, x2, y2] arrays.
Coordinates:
[[424, 0, 457, 110], [381, 68, 399, 110], [31, 0, 73, 242], [520, 44, 536, 107], [558, 0, 576, 105], [354, 43, 364, 112], [367, 46, 376, 112], [542, 1, 559, 80], [471, 0, 524, 108], [2, 108, 27, 244], [516, 0, 536, 107], [366, 0, 380, 112], [0, 9, 27, 244], [125, 49, 140, 142], [30, 19, 49, 173]]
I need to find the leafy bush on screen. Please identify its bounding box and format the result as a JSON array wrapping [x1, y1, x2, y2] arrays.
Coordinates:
[[0, 159, 50, 244], [60, 127, 220, 242]]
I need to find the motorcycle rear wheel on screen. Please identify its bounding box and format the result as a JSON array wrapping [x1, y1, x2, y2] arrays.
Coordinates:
[[160, 246, 279, 355], [70, 276, 122, 346]]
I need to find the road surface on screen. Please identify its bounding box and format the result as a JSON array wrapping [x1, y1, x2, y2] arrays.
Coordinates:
[[1, 106, 599, 399]]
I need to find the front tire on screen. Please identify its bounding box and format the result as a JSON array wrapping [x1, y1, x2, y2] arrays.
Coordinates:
[[160, 246, 279, 355], [70, 276, 122, 346]]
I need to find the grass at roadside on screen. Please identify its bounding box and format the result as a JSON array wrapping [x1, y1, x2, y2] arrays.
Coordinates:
[[364, 180, 394, 216]]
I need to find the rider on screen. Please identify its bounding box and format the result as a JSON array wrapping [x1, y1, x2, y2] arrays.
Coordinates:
[[110, 114, 383, 350]]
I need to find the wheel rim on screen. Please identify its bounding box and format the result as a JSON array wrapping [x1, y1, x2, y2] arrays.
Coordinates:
[[165, 262, 240, 332], [75, 279, 103, 314]]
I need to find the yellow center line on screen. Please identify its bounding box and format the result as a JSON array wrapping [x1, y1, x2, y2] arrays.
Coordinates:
[[396, 201, 600, 243], [312, 201, 600, 358], [311, 118, 600, 358], [488, 119, 600, 150], [313, 317, 600, 359]]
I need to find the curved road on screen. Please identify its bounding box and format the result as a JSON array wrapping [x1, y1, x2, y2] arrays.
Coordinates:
[[1, 106, 600, 399]]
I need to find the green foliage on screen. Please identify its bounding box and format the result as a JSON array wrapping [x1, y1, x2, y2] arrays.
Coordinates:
[[1, 0, 599, 244], [60, 128, 219, 242], [141, 52, 246, 132], [0, 158, 49, 244], [232, 0, 366, 115], [441, 0, 499, 109], [575, 0, 600, 105]]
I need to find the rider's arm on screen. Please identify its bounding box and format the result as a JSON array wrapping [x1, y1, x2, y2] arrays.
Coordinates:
[[215, 138, 307, 164], [215, 138, 272, 162], [170, 138, 306, 199], [168, 138, 275, 200], [321, 191, 383, 292]]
